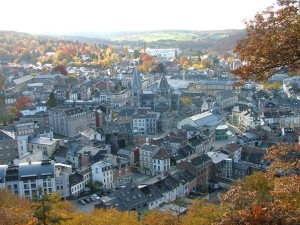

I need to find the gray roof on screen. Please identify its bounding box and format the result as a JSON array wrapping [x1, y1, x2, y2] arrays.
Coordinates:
[[140, 144, 160, 152], [18, 161, 55, 179], [13, 75, 33, 85], [0, 130, 14, 141], [116, 149, 131, 158], [104, 185, 148, 212], [118, 108, 136, 117], [132, 70, 142, 89], [233, 162, 250, 171]]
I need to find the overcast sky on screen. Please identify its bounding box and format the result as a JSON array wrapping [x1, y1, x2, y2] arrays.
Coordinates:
[[0, 0, 277, 34]]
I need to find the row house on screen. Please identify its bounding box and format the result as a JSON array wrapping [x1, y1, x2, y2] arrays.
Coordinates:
[[91, 156, 131, 190], [176, 154, 212, 190], [91, 161, 114, 190], [133, 112, 160, 135], [139, 144, 171, 176], [69, 172, 85, 196], [187, 130, 214, 154], [99, 170, 195, 214], [49, 106, 96, 138], [117, 108, 136, 125], [262, 108, 300, 130]]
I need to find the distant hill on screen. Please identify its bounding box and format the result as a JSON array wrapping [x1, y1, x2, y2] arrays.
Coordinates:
[[0, 29, 246, 55], [56, 29, 246, 53]]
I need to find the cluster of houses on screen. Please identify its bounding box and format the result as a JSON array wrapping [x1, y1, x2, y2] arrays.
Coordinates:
[[0, 53, 299, 214]]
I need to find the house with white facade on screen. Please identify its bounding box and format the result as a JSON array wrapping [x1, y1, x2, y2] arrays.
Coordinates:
[[152, 148, 171, 176], [91, 161, 114, 190]]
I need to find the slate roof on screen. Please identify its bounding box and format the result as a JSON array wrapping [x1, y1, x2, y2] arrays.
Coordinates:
[[13, 75, 33, 85], [118, 108, 136, 117], [104, 185, 148, 212], [190, 154, 212, 167], [140, 144, 160, 152], [69, 172, 84, 185], [18, 161, 55, 179], [172, 169, 196, 184], [233, 162, 250, 171], [152, 148, 170, 160]]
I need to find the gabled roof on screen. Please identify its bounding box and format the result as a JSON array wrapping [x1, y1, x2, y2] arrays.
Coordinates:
[[152, 148, 170, 160], [140, 144, 160, 152], [0, 129, 14, 141], [13, 75, 33, 85], [132, 69, 142, 89]]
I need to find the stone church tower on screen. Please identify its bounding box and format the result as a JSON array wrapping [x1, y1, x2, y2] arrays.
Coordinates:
[[154, 75, 172, 112], [131, 68, 142, 107]]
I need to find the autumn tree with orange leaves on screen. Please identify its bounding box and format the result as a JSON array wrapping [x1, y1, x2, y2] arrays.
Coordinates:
[[15, 96, 33, 110], [217, 142, 300, 225], [231, 0, 300, 86]]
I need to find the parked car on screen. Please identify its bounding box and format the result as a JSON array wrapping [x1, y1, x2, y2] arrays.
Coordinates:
[[78, 199, 86, 205], [91, 194, 100, 200], [84, 198, 91, 203]]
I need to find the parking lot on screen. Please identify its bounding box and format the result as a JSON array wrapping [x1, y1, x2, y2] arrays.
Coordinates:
[[70, 196, 100, 212]]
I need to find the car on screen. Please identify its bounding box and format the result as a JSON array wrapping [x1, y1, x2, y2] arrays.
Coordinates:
[[84, 198, 91, 203], [89, 196, 96, 202], [78, 199, 86, 205], [91, 194, 100, 200]]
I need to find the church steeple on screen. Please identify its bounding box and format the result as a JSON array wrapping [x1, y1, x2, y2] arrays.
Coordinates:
[[131, 67, 142, 107]]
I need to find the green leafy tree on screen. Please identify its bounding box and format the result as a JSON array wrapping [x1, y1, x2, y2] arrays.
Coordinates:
[[46, 92, 58, 108]]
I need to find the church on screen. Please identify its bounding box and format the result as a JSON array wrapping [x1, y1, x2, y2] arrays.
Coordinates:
[[131, 70, 179, 112]]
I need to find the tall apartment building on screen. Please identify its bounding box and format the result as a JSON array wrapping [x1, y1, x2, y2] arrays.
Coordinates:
[[0, 160, 70, 199], [49, 106, 96, 138]]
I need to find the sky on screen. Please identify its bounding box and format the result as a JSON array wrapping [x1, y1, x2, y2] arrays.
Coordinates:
[[0, 0, 278, 35]]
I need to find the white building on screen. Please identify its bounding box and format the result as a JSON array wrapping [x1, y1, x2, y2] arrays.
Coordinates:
[[152, 149, 171, 176], [133, 112, 160, 135], [0, 161, 70, 199], [91, 161, 114, 190], [145, 48, 181, 58]]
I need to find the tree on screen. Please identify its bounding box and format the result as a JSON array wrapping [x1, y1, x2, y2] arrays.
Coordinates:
[[231, 1, 300, 86], [217, 144, 300, 225], [263, 81, 282, 90], [265, 142, 300, 176], [180, 97, 192, 107], [141, 209, 181, 225], [63, 208, 139, 225], [133, 49, 141, 59], [182, 199, 224, 225], [179, 56, 188, 66], [15, 96, 33, 110], [46, 92, 58, 108], [52, 65, 68, 76], [0, 189, 37, 225], [34, 191, 75, 225]]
